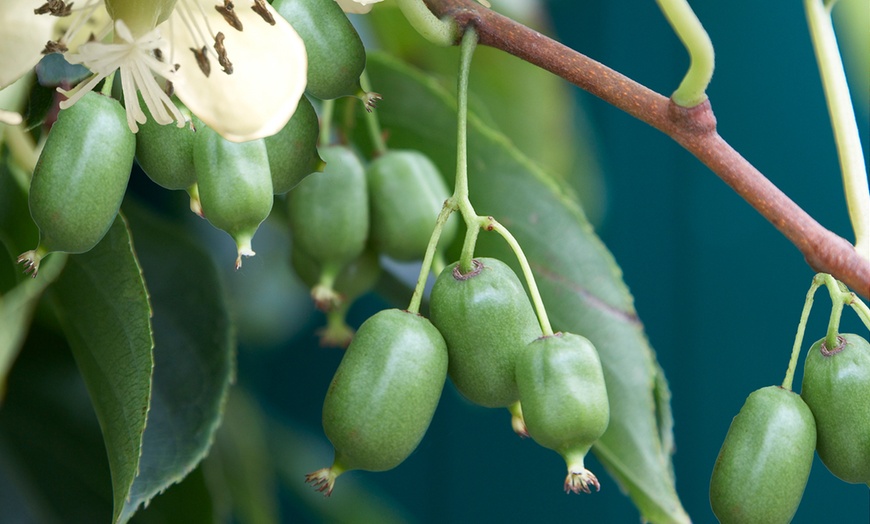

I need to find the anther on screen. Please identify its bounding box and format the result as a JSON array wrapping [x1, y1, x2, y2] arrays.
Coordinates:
[[191, 46, 211, 77], [216, 1, 244, 31], [214, 32, 233, 75], [34, 0, 72, 17], [42, 40, 68, 54], [251, 0, 275, 25]]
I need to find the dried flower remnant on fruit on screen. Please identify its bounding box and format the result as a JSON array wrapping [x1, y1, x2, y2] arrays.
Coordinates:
[[565, 468, 600, 494]]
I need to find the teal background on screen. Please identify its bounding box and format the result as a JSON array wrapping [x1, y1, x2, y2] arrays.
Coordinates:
[[547, 0, 869, 522]]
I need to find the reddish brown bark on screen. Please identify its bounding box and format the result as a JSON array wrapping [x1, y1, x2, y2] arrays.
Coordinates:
[[425, 0, 870, 298]]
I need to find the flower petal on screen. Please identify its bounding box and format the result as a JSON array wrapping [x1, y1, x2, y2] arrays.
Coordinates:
[[166, 0, 307, 142], [335, 0, 380, 15], [0, 0, 56, 89]]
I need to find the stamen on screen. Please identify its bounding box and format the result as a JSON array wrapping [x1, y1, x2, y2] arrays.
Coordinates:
[[59, 20, 185, 132], [57, 0, 109, 52], [213, 32, 233, 74], [42, 41, 69, 54], [174, 0, 223, 69], [215, 1, 243, 31], [191, 46, 211, 77], [34, 0, 73, 17], [251, 0, 275, 26]]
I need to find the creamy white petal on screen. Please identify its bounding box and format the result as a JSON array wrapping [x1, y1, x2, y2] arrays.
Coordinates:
[[0, 0, 56, 89], [166, 0, 307, 142], [335, 0, 378, 15]]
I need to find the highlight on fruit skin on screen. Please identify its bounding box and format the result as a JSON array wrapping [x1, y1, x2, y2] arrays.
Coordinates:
[[307, 308, 448, 496]]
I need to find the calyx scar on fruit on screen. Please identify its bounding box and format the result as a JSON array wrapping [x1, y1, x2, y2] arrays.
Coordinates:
[[306, 308, 448, 495], [19, 92, 136, 277]]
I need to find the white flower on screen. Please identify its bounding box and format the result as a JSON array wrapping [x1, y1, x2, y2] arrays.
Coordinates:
[[0, 0, 307, 142], [335, 0, 383, 15]]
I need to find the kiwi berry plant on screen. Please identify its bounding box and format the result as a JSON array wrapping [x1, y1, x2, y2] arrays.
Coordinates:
[[0, 1, 868, 523]]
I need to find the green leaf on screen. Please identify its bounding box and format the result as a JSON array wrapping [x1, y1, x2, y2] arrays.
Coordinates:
[[50, 214, 154, 524], [0, 250, 65, 402], [0, 326, 113, 523], [361, 53, 690, 524], [120, 202, 235, 523]]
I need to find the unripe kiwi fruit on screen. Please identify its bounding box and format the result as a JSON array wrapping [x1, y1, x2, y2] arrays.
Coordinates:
[[306, 308, 448, 495], [366, 150, 456, 261], [429, 257, 542, 407], [516, 332, 609, 493], [19, 92, 135, 276], [286, 145, 368, 284], [709, 386, 816, 524], [194, 124, 273, 269], [801, 333, 870, 484], [271, 0, 366, 101], [264, 95, 323, 194], [135, 106, 196, 191]]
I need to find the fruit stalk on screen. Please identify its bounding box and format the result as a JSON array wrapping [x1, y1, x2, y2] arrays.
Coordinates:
[[453, 28, 480, 275], [407, 203, 455, 314], [804, 0, 870, 261], [360, 71, 387, 156], [483, 217, 553, 336], [654, 0, 715, 107]]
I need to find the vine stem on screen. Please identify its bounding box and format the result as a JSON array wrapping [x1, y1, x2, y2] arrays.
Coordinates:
[[655, 0, 715, 107], [484, 217, 553, 336], [422, 0, 870, 299], [804, 0, 870, 261], [783, 275, 823, 390]]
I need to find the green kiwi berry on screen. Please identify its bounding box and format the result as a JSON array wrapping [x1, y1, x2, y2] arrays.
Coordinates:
[[709, 386, 816, 524], [516, 332, 609, 493], [272, 0, 367, 101], [801, 333, 870, 484], [19, 92, 135, 276], [264, 95, 323, 194], [286, 145, 368, 291], [306, 308, 448, 495], [194, 124, 273, 269], [135, 107, 196, 191], [366, 150, 456, 261], [429, 257, 542, 408]]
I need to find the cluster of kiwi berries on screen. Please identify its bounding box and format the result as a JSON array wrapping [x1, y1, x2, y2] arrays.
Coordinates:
[[709, 330, 869, 523], [18, 0, 370, 275], [16, 0, 614, 500], [304, 256, 611, 497]]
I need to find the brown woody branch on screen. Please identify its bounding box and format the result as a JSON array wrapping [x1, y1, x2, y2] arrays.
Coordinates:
[[424, 0, 870, 299]]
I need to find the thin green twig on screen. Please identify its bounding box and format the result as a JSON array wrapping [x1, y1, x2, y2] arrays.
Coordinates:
[[655, 0, 715, 107], [395, 0, 458, 46], [805, 0, 870, 261]]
